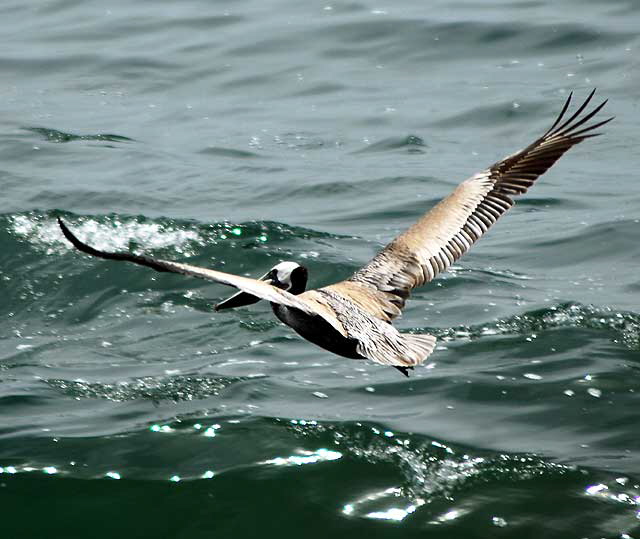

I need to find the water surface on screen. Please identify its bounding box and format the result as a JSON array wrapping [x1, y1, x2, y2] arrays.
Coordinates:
[[1, 1, 639, 537]]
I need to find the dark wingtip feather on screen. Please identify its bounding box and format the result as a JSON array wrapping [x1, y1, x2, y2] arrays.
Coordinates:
[[58, 217, 93, 255], [569, 115, 615, 139], [489, 90, 610, 194], [58, 217, 119, 261], [57, 217, 172, 273], [555, 99, 609, 138], [551, 88, 598, 136], [542, 91, 573, 137]]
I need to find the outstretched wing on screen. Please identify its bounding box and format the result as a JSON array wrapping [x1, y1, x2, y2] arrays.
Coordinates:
[[58, 218, 316, 315], [327, 90, 612, 321]]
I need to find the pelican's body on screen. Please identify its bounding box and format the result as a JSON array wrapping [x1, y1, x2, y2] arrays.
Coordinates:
[[58, 91, 611, 376], [272, 303, 362, 360]]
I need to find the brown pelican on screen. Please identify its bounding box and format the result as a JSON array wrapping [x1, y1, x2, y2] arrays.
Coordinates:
[[58, 90, 611, 376]]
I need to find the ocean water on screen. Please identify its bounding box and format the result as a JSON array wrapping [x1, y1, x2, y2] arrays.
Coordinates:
[[1, 1, 639, 537]]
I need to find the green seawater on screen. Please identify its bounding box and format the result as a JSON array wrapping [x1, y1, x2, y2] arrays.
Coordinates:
[[1, 1, 639, 537]]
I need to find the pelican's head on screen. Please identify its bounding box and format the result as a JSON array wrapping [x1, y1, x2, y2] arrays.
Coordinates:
[[214, 261, 308, 311], [267, 261, 308, 294]]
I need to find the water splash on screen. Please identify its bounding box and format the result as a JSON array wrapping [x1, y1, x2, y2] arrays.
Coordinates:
[[9, 213, 202, 256], [290, 420, 578, 521], [261, 448, 341, 467], [6, 212, 348, 257]]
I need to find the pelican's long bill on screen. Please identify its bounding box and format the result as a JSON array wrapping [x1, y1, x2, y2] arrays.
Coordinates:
[[214, 271, 273, 311]]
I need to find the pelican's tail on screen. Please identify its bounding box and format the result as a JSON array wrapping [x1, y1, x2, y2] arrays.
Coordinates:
[[391, 333, 437, 377], [403, 333, 437, 362]]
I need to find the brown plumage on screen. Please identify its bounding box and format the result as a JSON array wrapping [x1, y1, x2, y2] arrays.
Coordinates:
[[58, 91, 611, 375], [330, 89, 611, 319]]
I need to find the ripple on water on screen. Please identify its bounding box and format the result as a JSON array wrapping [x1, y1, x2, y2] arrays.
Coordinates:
[[43, 374, 243, 403], [24, 127, 134, 144], [352, 135, 426, 154], [433, 302, 640, 350]]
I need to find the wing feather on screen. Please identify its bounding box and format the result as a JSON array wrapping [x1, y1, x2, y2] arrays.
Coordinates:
[[338, 90, 612, 320], [58, 218, 316, 315]]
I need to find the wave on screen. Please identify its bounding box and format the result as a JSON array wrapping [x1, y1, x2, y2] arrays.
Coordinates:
[[24, 127, 134, 144], [431, 302, 640, 350], [43, 374, 243, 403], [1, 416, 638, 536], [2, 211, 347, 257]]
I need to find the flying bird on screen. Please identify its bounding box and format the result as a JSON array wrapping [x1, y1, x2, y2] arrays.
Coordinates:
[[58, 90, 611, 376]]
